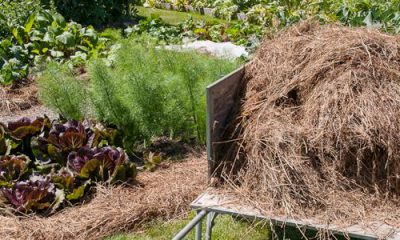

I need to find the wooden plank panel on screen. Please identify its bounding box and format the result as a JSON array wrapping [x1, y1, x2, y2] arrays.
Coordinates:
[[206, 66, 245, 177]]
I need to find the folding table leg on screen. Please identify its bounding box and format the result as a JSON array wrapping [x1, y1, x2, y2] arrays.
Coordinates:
[[205, 212, 218, 240], [195, 210, 203, 240], [172, 210, 207, 240]]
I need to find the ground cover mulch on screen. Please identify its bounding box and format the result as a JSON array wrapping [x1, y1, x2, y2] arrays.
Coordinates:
[[220, 21, 400, 238], [0, 80, 40, 114], [0, 152, 207, 240]]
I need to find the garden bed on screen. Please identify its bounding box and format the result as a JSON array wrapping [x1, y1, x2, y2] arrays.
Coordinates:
[[0, 153, 207, 240]]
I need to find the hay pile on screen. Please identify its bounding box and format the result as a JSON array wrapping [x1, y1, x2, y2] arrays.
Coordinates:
[[0, 154, 207, 240], [222, 21, 400, 227]]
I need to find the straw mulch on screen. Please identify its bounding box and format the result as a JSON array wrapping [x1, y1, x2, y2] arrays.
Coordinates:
[[0, 153, 207, 240], [221, 21, 400, 235], [0, 82, 39, 115]]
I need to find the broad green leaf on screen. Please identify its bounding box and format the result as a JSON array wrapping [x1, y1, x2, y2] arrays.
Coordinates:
[[66, 184, 87, 201], [80, 159, 101, 179], [110, 165, 126, 183], [10, 125, 41, 140], [53, 13, 66, 28], [12, 27, 24, 45], [31, 49, 40, 55], [0, 180, 12, 188], [50, 50, 64, 58], [110, 163, 137, 184], [43, 32, 53, 42], [24, 13, 37, 33], [56, 32, 75, 47]]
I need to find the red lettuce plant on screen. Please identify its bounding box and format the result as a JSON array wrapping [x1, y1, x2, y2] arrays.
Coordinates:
[[2, 176, 64, 213], [0, 155, 30, 186], [0, 117, 137, 214]]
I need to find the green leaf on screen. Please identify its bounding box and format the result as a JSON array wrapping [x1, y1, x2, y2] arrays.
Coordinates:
[[80, 159, 101, 179], [24, 13, 37, 33], [110, 165, 126, 183], [12, 27, 24, 45], [110, 162, 137, 184], [50, 50, 64, 58], [53, 13, 66, 28], [0, 180, 12, 188], [66, 184, 87, 201], [10, 125, 41, 140], [43, 32, 53, 42], [35, 163, 59, 174], [56, 31, 75, 47], [31, 49, 40, 55]]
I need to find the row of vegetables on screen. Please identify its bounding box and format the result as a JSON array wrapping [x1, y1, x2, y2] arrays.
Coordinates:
[[144, 0, 400, 31], [0, 116, 136, 214], [0, 9, 113, 85], [126, 15, 263, 48]]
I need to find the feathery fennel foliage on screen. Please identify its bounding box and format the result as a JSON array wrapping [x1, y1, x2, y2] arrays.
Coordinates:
[[37, 62, 87, 120], [38, 39, 240, 145]]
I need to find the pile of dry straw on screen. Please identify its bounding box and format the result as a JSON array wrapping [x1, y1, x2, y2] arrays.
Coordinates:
[[0, 155, 206, 240], [221, 21, 400, 229]]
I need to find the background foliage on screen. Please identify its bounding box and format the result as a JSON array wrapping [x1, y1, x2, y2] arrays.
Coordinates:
[[40, 0, 138, 26], [0, 0, 42, 39], [144, 0, 400, 33], [0, 9, 112, 85]]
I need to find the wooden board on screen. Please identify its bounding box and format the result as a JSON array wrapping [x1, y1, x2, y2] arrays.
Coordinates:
[[206, 66, 245, 177], [191, 189, 400, 240]]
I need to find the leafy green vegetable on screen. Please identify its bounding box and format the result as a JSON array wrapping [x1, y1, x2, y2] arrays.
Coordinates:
[[1, 176, 63, 213], [0, 155, 30, 186], [79, 158, 101, 179], [0, 117, 137, 214], [0, 9, 112, 85]]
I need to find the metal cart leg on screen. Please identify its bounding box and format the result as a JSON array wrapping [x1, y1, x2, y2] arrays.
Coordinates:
[[205, 212, 218, 240], [172, 210, 208, 240], [195, 210, 203, 240]]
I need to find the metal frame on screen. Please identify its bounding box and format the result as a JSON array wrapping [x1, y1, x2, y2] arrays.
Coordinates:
[[172, 210, 218, 240]]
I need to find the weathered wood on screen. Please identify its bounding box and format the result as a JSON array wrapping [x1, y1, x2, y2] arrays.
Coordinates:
[[206, 66, 245, 178], [191, 189, 400, 240]]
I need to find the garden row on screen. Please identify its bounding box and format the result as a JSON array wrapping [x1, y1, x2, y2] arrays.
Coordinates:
[[0, 116, 136, 214], [143, 0, 400, 31]]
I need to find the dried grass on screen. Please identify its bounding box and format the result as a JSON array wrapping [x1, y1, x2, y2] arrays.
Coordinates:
[[0, 153, 207, 240], [220, 21, 400, 233], [0, 82, 39, 115]]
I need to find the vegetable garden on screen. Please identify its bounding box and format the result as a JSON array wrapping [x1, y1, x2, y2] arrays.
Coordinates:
[[0, 0, 400, 239]]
